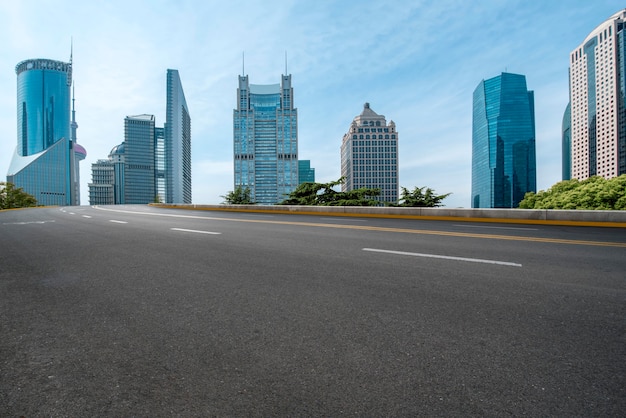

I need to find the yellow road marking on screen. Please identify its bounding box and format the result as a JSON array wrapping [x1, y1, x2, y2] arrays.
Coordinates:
[[95, 206, 626, 248]]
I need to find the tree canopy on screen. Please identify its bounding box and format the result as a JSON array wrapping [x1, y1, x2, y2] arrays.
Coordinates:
[[390, 186, 451, 207], [518, 175, 626, 210], [0, 182, 37, 209], [221, 186, 255, 204], [279, 178, 381, 206]]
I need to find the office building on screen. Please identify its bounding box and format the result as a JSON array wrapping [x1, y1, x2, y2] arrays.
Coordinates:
[[562, 103, 571, 180], [340, 103, 399, 204], [165, 69, 191, 203], [122, 115, 155, 204], [88, 69, 190, 205], [7, 57, 85, 205], [298, 160, 315, 184], [233, 74, 298, 204], [472, 72, 536, 208], [567, 9, 626, 180]]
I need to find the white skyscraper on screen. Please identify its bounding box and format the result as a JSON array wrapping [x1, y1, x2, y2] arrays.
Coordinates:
[[568, 9, 626, 180], [341, 103, 398, 204]]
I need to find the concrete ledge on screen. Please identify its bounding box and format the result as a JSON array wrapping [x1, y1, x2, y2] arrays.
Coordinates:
[[148, 204, 626, 228]]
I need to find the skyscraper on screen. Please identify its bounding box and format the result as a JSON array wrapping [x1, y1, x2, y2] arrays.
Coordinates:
[[88, 69, 190, 206], [123, 114, 155, 204], [472, 72, 536, 208], [340, 103, 399, 204], [567, 9, 626, 180], [233, 74, 298, 204], [165, 69, 191, 203], [298, 160, 315, 184], [7, 57, 85, 206]]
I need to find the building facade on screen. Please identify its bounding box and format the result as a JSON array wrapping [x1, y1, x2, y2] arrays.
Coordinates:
[[123, 114, 155, 204], [567, 9, 626, 180], [165, 69, 191, 203], [88, 143, 125, 205], [233, 74, 298, 204], [472, 72, 536, 208], [7, 57, 85, 205], [340, 103, 398, 204], [562, 103, 572, 180], [298, 160, 315, 184]]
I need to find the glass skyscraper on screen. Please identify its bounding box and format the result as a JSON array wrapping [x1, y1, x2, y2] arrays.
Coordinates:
[[88, 69, 189, 205], [7, 57, 85, 206], [298, 160, 315, 184], [123, 114, 155, 204], [340, 103, 399, 204], [165, 69, 191, 204], [472, 72, 536, 208], [233, 74, 298, 205], [567, 9, 626, 180]]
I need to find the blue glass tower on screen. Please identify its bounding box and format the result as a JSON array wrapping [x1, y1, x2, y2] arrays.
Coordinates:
[[165, 69, 191, 204], [234, 74, 298, 204], [123, 114, 155, 204], [472, 73, 536, 208], [298, 160, 315, 184], [7, 58, 82, 206]]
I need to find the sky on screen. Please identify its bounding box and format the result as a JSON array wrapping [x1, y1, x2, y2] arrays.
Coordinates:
[[0, 0, 623, 208]]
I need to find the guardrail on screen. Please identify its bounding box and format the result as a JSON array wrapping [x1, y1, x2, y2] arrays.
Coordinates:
[[149, 204, 626, 228]]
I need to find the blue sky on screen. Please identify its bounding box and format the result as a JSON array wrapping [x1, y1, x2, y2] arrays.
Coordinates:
[[0, 0, 623, 207]]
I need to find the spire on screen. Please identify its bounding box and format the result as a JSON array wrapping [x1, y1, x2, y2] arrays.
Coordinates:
[[285, 50, 288, 75], [242, 51, 245, 75]]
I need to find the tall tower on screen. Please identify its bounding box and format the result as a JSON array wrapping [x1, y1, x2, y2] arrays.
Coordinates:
[[7, 57, 81, 206], [567, 9, 626, 180], [233, 73, 298, 204], [123, 114, 155, 204], [165, 69, 191, 204], [472, 72, 536, 208], [340, 103, 399, 204]]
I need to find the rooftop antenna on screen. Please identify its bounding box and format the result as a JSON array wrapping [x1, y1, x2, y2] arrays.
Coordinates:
[[242, 51, 245, 75], [285, 50, 288, 75]]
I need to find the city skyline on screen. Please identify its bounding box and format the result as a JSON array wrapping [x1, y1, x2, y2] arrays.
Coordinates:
[[0, 1, 622, 208]]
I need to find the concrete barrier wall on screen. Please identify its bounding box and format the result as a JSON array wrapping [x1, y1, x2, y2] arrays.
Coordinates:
[[149, 204, 626, 227]]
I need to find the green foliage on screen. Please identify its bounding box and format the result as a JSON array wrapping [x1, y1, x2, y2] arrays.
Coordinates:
[[390, 186, 451, 207], [518, 175, 626, 210], [0, 182, 37, 209], [279, 177, 381, 206], [221, 186, 254, 204]]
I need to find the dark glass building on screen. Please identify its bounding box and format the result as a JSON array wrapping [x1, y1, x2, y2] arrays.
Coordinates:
[[298, 160, 315, 184], [472, 72, 536, 208]]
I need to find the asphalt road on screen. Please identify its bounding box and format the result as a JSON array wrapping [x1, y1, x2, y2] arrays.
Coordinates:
[[1, 205, 625, 416]]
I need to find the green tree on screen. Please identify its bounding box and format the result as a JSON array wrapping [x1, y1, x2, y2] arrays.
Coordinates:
[[221, 186, 254, 204], [389, 186, 451, 207], [518, 175, 626, 210], [0, 182, 37, 209], [279, 177, 381, 206]]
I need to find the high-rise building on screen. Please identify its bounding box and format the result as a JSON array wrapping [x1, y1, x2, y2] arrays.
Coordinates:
[[562, 103, 572, 180], [88, 143, 124, 205], [234, 74, 298, 204], [472, 72, 536, 208], [165, 69, 191, 203], [298, 160, 315, 184], [340, 103, 399, 204], [7, 57, 85, 205], [123, 114, 155, 204], [567, 9, 626, 180], [154, 127, 166, 203]]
